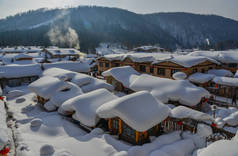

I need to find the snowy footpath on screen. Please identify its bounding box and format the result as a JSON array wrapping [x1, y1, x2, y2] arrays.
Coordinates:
[[2, 86, 238, 156]]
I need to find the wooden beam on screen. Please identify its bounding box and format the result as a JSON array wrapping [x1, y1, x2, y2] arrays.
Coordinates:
[[136, 131, 139, 143], [108, 119, 111, 129], [119, 119, 122, 134]]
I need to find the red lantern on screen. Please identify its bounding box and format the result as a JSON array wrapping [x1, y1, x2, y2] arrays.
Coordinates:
[[184, 68, 188, 71], [211, 123, 217, 128], [215, 84, 218, 88], [177, 121, 183, 126], [204, 98, 209, 102], [0, 96, 4, 101], [0, 147, 10, 155]]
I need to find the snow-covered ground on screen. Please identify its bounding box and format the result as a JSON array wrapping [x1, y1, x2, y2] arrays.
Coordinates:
[[5, 86, 131, 156], [2, 85, 226, 156]]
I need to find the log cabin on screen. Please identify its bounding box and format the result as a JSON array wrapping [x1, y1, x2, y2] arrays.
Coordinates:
[[97, 91, 170, 145]]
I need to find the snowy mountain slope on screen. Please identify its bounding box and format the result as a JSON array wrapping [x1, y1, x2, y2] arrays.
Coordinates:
[[0, 7, 238, 49]]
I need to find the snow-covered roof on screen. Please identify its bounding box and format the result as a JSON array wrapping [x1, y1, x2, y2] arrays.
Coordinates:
[[129, 74, 210, 106], [188, 73, 215, 84], [0, 64, 41, 78], [28, 76, 69, 99], [208, 69, 233, 77], [81, 77, 114, 93], [234, 70, 238, 78], [43, 61, 90, 73], [45, 82, 84, 111], [189, 50, 238, 64], [102, 66, 140, 88], [43, 67, 76, 79], [216, 50, 238, 63], [14, 53, 33, 60], [97, 91, 170, 132], [168, 55, 219, 67], [0, 47, 42, 53], [101, 53, 219, 67], [45, 48, 85, 56], [60, 89, 118, 127], [102, 52, 176, 63], [170, 106, 212, 121], [43, 67, 91, 86], [133, 45, 163, 51], [212, 76, 238, 87], [172, 72, 187, 80], [223, 111, 238, 126]]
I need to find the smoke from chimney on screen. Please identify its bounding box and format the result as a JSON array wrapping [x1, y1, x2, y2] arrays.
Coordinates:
[[47, 9, 80, 49]]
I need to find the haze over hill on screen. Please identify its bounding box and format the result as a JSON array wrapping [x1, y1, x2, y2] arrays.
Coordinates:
[[0, 6, 238, 51]]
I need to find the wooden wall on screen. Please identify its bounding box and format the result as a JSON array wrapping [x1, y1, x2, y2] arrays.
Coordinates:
[[97, 57, 218, 79]]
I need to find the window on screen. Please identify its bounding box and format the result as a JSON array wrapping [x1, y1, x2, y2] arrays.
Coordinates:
[[139, 65, 146, 72], [201, 68, 205, 73], [122, 124, 135, 138], [99, 62, 103, 67], [157, 68, 165, 76], [171, 69, 179, 77], [192, 68, 198, 73], [105, 63, 109, 68], [112, 119, 118, 129], [114, 63, 120, 67], [209, 67, 213, 70], [228, 63, 237, 68], [150, 67, 154, 74]]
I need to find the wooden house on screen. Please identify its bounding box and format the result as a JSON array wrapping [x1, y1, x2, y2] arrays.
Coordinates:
[[59, 88, 118, 130], [188, 50, 238, 74], [14, 53, 33, 61], [0, 64, 41, 88], [28, 76, 70, 105], [97, 54, 219, 79], [188, 73, 215, 88], [108, 117, 162, 144], [210, 77, 238, 100], [43, 48, 84, 60], [153, 56, 218, 79], [102, 66, 140, 93], [129, 74, 210, 111], [97, 57, 113, 75], [97, 91, 170, 145], [163, 106, 213, 134]]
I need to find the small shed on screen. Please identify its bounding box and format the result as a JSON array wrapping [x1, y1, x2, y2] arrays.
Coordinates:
[[165, 106, 213, 134]]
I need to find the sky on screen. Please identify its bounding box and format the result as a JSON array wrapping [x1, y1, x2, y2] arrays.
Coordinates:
[[0, 0, 238, 20]]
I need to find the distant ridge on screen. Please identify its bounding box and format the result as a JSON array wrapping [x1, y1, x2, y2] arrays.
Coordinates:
[[0, 6, 238, 51]]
